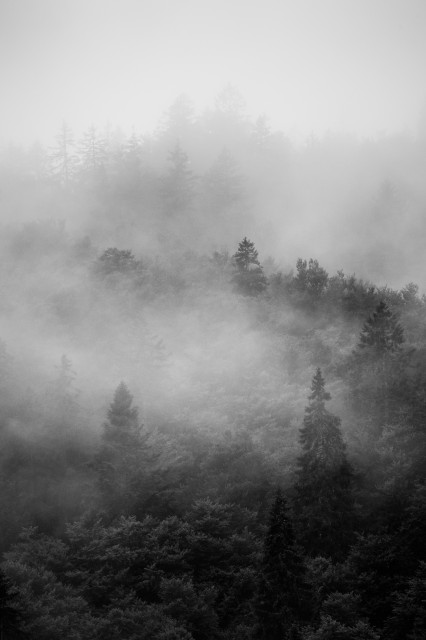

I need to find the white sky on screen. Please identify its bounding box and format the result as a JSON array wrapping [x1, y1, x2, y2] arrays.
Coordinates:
[[1, 0, 426, 145]]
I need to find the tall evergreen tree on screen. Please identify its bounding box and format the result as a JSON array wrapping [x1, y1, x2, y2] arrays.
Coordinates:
[[349, 301, 409, 430], [161, 142, 196, 216], [77, 124, 106, 185], [49, 121, 76, 186], [232, 237, 268, 296], [293, 369, 354, 559], [358, 301, 404, 354], [96, 383, 148, 516], [256, 488, 311, 640]]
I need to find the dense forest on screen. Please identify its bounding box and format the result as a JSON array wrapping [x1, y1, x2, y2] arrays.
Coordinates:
[[0, 93, 426, 638]]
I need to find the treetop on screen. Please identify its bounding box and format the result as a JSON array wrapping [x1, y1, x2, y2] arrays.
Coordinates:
[[307, 368, 331, 407]]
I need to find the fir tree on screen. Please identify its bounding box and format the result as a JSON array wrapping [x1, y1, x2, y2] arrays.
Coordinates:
[[162, 142, 196, 216], [49, 121, 76, 186], [294, 369, 354, 559], [350, 301, 409, 429], [256, 488, 311, 640], [232, 237, 268, 296], [77, 124, 106, 184], [358, 301, 404, 354], [96, 383, 148, 516]]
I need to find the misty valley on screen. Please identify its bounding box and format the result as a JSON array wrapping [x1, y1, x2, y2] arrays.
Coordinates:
[[0, 99, 426, 639]]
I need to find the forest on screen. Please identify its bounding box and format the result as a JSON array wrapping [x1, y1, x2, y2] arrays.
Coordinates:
[[0, 92, 426, 638]]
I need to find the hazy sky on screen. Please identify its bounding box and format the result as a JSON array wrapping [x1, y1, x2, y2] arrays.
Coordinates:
[[1, 0, 426, 145]]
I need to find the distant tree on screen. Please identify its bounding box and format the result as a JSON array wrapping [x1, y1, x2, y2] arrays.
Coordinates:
[[294, 259, 329, 302], [357, 301, 404, 354], [49, 121, 76, 186], [349, 301, 409, 429], [215, 84, 246, 118], [293, 369, 354, 559], [232, 237, 268, 296], [251, 115, 273, 149], [95, 247, 140, 277], [256, 488, 311, 640], [202, 148, 243, 212], [96, 382, 150, 516], [162, 142, 196, 216], [76, 124, 106, 184], [44, 355, 81, 437], [160, 94, 196, 138]]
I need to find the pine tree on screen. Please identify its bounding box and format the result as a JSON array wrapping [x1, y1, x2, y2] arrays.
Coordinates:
[[232, 237, 268, 296], [358, 301, 404, 354], [77, 124, 106, 184], [294, 369, 354, 559], [162, 142, 196, 216], [350, 301, 408, 429], [49, 121, 76, 186], [96, 383, 148, 516], [256, 488, 311, 640], [203, 148, 243, 212]]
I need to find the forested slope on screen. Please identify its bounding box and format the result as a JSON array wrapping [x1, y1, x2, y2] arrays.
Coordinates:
[[0, 100, 426, 638]]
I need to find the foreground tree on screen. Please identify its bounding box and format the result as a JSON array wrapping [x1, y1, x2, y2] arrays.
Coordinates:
[[293, 369, 354, 559], [256, 488, 311, 639], [0, 569, 25, 639], [232, 237, 268, 296]]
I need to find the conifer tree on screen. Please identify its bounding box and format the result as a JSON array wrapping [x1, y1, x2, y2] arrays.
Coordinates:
[[77, 124, 106, 185], [256, 488, 311, 640], [162, 142, 196, 216], [49, 121, 76, 186], [232, 237, 268, 296], [96, 382, 148, 516], [294, 369, 354, 559], [350, 301, 408, 429], [358, 301, 404, 354]]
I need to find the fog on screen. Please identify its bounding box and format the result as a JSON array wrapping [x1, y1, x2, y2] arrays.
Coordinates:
[[2, 0, 426, 145], [0, 0, 426, 557]]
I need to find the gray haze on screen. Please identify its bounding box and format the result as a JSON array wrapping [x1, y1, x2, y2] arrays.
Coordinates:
[[1, 0, 426, 145], [0, 0, 425, 425]]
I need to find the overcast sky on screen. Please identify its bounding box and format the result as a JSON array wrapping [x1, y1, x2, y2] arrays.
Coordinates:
[[1, 0, 426, 145]]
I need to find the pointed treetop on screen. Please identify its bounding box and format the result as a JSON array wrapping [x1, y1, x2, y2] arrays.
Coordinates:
[[233, 237, 260, 271], [307, 368, 331, 406], [108, 382, 138, 425], [358, 300, 404, 353]]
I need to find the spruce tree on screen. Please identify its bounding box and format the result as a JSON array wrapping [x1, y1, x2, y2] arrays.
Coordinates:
[[294, 369, 354, 559], [256, 488, 311, 640], [350, 301, 408, 429], [232, 237, 268, 296], [358, 301, 404, 354], [162, 142, 196, 216], [96, 382, 148, 516], [49, 121, 76, 186]]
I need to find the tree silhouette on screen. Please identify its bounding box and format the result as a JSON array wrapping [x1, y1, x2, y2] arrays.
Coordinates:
[[96, 383, 148, 516], [232, 237, 268, 296], [294, 369, 354, 559], [256, 488, 311, 639]]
